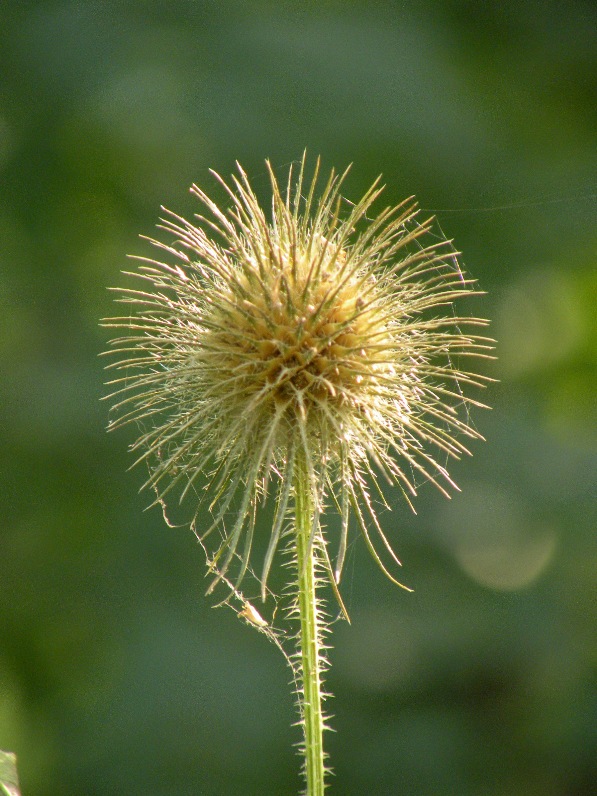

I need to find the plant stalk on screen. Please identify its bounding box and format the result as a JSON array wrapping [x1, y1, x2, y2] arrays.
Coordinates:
[[294, 450, 326, 795]]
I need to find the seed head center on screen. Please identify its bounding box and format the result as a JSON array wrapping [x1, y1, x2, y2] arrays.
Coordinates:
[[215, 257, 388, 417]]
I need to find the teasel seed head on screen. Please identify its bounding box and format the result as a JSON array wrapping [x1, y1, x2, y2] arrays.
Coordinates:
[[103, 155, 493, 598]]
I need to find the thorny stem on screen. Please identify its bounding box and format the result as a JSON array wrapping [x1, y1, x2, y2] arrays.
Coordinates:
[[294, 448, 326, 795]]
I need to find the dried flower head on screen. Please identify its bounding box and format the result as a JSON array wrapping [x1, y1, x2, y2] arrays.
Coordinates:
[[103, 156, 491, 598]]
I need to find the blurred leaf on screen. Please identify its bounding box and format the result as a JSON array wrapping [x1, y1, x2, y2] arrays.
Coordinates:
[[0, 751, 21, 796]]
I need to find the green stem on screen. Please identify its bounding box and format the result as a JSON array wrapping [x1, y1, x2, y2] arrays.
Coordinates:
[[294, 450, 326, 795]]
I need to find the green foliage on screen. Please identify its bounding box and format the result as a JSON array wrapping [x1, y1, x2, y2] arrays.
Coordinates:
[[0, 751, 21, 796]]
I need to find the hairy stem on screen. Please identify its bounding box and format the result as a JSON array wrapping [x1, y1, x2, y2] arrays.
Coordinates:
[[294, 450, 326, 795]]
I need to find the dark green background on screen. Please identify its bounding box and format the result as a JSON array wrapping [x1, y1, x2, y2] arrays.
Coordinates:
[[1, 1, 595, 794]]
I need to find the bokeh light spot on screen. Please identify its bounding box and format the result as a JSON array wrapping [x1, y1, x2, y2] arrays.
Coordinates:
[[441, 484, 557, 591]]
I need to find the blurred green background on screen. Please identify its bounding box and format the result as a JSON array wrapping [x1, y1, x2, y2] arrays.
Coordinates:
[[1, 1, 595, 794]]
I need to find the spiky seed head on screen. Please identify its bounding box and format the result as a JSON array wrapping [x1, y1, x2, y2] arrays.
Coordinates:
[[103, 156, 492, 595]]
